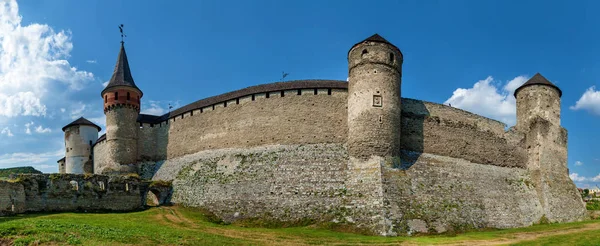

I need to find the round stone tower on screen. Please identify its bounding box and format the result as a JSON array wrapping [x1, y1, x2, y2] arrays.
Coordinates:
[[347, 34, 403, 159], [515, 73, 562, 129], [62, 117, 101, 174], [100, 42, 143, 174]]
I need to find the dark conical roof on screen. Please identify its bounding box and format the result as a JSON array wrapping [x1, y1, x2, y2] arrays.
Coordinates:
[[514, 73, 562, 97], [349, 33, 402, 57], [101, 43, 142, 96], [62, 117, 101, 132]]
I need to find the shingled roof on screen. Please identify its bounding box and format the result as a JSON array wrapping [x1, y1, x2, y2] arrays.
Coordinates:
[[514, 73, 562, 97], [62, 117, 101, 132], [349, 33, 402, 56], [101, 43, 142, 96], [137, 79, 348, 124]]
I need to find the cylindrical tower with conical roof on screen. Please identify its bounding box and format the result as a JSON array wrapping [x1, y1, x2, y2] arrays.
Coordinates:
[[100, 42, 143, 174], [515, 73, 562, 129], [62, 117, 100, 174], [347, 34, 403, 160]]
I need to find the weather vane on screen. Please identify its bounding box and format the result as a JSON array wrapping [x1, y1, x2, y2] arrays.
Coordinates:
[[119, 24, 126, 44], [281, 71, 289, 82]]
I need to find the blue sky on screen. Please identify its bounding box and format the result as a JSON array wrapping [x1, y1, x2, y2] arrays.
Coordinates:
[[1, 0, 599, 187]]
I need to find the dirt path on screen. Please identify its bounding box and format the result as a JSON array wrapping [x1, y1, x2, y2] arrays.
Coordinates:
[[442, 222, 600, 246], [155, 207, 600, 246]]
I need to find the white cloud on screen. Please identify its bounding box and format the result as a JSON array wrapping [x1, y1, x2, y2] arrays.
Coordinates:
[[0, 149, 62, 167], [444, 75, 528, 126], [570, 173, 587, 182], [102, 81, 109, 88], [1, 127, 13, 137], [570, 172, 600, 183], [69, 102, 86, 119], [86, 60, 97, 64], [0, 0, 94, 118], [35, 125, 51, 133], [575, 161, 583, 166], [60, 108, 65, 113], [24, 121, 33, 134], [570, 86, 600, 116], [141, 102, 166, 115]]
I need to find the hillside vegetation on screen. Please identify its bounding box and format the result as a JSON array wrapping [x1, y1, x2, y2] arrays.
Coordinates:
[[0, 206, 599, 245], [0, 166, 42, 179]]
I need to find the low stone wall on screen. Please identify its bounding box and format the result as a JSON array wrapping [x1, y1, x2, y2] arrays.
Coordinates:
[[1, 174, 145, 215], [145, 143, 348, 224]]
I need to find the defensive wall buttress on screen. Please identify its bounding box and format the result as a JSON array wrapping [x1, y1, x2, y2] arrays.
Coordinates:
[[54, 33, 587, 236]]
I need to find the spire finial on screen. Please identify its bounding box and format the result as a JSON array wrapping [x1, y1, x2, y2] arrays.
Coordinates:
[[119, 24, 126, 44]]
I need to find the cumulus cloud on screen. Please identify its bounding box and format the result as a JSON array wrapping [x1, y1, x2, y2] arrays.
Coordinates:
[[570, 86, 600, 116], [570, 173, 600, 184], [24, 121, 33, 134], [69, 102, 86, 119], [444, 76, 528, 126], [35, 125, 51, 133], [1, 127, 13, 137], [575, 161, 583, 166], [0, 0, 94, 118], [0, 149, 62, 167], [102, 81, 109, 88]]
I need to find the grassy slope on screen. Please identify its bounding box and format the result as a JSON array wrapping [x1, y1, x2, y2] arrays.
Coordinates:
[[0, 206, 598, 246]]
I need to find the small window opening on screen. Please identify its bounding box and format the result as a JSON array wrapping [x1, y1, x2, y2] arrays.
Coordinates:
[[104, 95, 107, 103], [266, 92, 270, 98], [224, 101, 228, 107], [212, 105, 215, 110], [327, 88, 332, 95], [236, 98, 239, 104], [127, 92, 130, 100], [181, 114, 184, 119], [89, 140, 92, 146], [190, 111, 194, 116], [200, 108, 203, 113], [389, 53, 394, 63], [252, 95, 255, 101], [297, 89, 301, 95], [314, 89, 318, 95], [140, 122, 143, 127], [115, 92, 119, 100], [281, 91, 285, 97], [361, 49, 368, 56], [150, 123, 154, 127]]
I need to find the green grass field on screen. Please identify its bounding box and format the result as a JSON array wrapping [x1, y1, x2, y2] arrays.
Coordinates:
[[0, 206, 599, 245]]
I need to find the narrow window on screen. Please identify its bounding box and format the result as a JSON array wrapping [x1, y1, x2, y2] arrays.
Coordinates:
[[212, 105, 215, 110], [150, 123, 154, 127], [89, 140, 92, 146], [127, 92, 130, 100], [190, 111, 194, 116], [200, 108, 203, 113], [224, 101, 228, 107], [181, 114, 184, 119], [236, 98, 239, 104], [281, 91, 285, 97], [115, 92, 119, 100], [362, 49, 368, 56], [314, 89, 318, 95], [327, 88, 332, 95], [266, 92, 270, 98], [252, 94, 255, 101], [389, 53, 394, 63], [104, 95, 107, 103], [297, 89, 301, 95]]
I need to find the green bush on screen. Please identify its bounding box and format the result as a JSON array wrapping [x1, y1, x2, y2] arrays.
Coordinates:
[[587, 200, 600, 210]]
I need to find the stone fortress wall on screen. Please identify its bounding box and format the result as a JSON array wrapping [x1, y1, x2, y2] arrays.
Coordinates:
[[0, 174, 145, 216], [89, 78, 583, 235], [81, 34, 588, 235]]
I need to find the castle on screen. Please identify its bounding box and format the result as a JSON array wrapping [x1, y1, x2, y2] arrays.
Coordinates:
[[57, 34, 587, 235]]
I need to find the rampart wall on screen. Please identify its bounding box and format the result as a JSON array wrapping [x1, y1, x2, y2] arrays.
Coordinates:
[[0, 174, 145, 216]]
